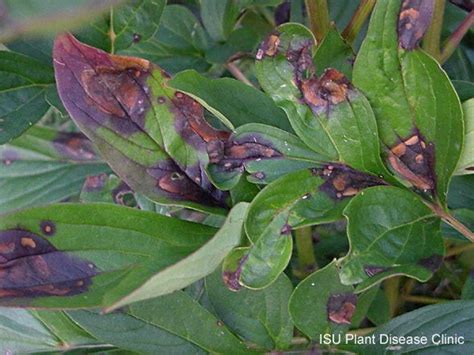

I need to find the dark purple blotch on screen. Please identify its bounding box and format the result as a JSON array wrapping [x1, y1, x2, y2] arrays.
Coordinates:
[[418, 254, 443, 272], [398, 0, 435, 50], [327, 293, 357, 325]]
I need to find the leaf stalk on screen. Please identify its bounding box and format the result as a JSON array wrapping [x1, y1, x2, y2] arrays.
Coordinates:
[[305, 0, 330, 42], [422, 0, 446, 59], [440, 10, 474, 64], [342, 0, 376, 44], [293, 227, 317, 278]]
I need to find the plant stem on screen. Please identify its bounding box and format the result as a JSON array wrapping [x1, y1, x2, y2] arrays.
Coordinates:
[[294, 227, 317, 278], [225, 62, 255, 87], [341, 0, 376, 44], [384, 277, 401, 317], [428, 203, 474, 242], [422, 0, 446, 60], [446, 242, 474, 257], [440, 10, 474, 64], [402, 295, 449, 304], [305, 0, 330, 42]]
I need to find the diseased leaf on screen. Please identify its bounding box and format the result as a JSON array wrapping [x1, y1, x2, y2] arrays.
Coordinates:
[[0, 126, 109, 213], [455, 98, 474, 175], [339, 186, 444, 292], [0, 203, 221, 309], [289, 261, 355, 339], [255, 24, 395, 182], [80, 174, 135, 206], [354, 301, 474, 354], [170, 70, 293, 131], [206, 270, 294, 350], [207, 123, 325, 190], [353, 0, 464, 204], [53, 33, 228, 214], [239, 167, 385, 289], [0, 0, 119, 43], [0, 51, 55, 143]]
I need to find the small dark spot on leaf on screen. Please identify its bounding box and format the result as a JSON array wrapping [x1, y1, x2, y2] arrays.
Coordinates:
[[40, 221, 56, 236], [132, 33, 141, 43], [216, 320, 224, 327], [280, 223, 292, 235], [2, 150, 19, 166], [398, 0, 435, 50], [222, 255, 248, 291], [83, 174, 107, 192], [327, 293, 357, 325], [313, 164, 386, 200], [253, 172, 266, 180], [418, 254, 443, 272], [112, 182, 136, 206], [157, 96, 166, 104], [364, 265, 387, 277], [256, 31, 281, 60]]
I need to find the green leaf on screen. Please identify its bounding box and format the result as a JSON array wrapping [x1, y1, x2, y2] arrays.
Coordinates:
[[54, 34, 228, 214], [289, 261, 355, 339], [240, 167, 385, 289], [31, 310, 99, 347], [0, 309, 61, 353], [70, 291, 256, 354], [314, 28, 354, 79], [255, 24, 394, 181], [455, 98, 474, 175], [205, 270, 294, 350], [339, 186, 444, 292], [200, 0, 239, 42], [0, 51, 55, 143], [0, 126, 109, 213], [170, 70, 292, 131], [107, 202, 248, 311], [124, 5, 211, 74], [206, 123, 325, 190], [353, 0, 464, 204], [67, 306, 204, 354], [0, 203, 235, 309], [0, 0, 117, 43], [453, 80, 474, 102], [354, 301, 474, 354]]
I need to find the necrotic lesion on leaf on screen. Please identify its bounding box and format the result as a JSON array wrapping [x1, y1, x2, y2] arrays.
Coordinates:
[[311, 164, 386, 200], [0, 229, 98, 299], [327, 293, 358, 325], [398, 0, 435, 50], [387, 130, 436, 192]]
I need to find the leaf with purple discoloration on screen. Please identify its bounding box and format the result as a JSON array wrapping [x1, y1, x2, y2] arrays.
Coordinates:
[[53, 33, 229, 214]]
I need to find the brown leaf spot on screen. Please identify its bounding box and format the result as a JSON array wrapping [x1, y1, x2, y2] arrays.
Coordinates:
[[132, 33, 142, 43], [387, 131, 435, 192], [312, 164, 386, 200], [280, 223, 292, 235], [0, 229, 98, 298], [222, 255, 248, 292], [327, 293, 357, 325], [83, 174, 107, 192], [53, 132, 97, 161], [256, 32, 281, 60], [40, 221, 56, 236], [301, 69, 352, 115], [398, 0, 435, 50]]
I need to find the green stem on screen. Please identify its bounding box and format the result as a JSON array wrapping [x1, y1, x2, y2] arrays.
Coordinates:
[[294, 227, 317, 278], [305, 0, 330, 42], [384, 277, 401, 317], [440, 10, 474, 64], [422, 0, 446, 60], [428, 203, 474, 242], [402, 295, 449, 304], [342, 0, 376, 44]]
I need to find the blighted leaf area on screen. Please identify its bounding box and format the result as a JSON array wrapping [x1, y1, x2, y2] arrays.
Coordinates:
[[0, 229, 98, 299], [387, 130, 436, 193], [208, 133, 282, 174], [311, 164, 386, 200], [398, 0, 435, 50], [53, 132, 98, 161], [327, 293, 357, 325]]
